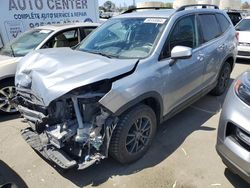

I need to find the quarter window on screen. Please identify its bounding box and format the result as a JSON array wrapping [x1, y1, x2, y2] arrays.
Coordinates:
[[161, 15, 199, 59], [216, 14, 230, 33], [199, 14, 221, 43]]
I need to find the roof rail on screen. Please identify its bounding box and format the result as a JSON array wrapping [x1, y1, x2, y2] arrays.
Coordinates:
[[122, 7, 171, 14], [176, 4, 219, 12]]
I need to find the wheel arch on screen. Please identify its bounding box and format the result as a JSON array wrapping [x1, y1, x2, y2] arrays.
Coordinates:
[[222, 55, 235, 73], [0, 75, 15, 84], [113, 91, 164, 125]]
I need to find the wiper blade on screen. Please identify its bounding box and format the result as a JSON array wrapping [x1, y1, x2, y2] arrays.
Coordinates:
[[93, 52, 117, 59], [81, 49, 118, 59], [10, 45, 15, 57]]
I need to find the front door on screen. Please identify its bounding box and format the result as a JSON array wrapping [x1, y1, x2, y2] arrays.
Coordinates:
[[159, 14, 205, 115]]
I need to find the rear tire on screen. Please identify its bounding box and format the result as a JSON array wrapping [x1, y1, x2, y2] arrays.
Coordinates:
[[109, 104, 157, 164], [0, 78, 18, 114], [211, 62, 231, 96]]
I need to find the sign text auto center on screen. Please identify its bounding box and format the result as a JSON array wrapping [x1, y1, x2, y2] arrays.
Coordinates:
[[0, 0, 99, 47]]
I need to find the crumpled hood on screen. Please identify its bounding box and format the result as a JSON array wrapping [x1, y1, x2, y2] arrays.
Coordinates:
[[15, 48, 138, 106]]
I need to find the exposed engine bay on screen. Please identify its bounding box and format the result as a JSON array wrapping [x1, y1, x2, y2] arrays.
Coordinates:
[[14, 81, 118, 170]]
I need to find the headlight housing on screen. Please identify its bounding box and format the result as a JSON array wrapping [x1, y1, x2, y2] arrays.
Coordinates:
[[235, 73, 250, 106]]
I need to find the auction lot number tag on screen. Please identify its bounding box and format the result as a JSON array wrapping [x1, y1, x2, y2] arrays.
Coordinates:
[[144, 18, 167, 24]]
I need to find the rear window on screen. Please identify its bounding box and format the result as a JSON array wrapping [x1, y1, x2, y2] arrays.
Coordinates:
[[216, 14, 231, 33], [236, 19, 250, 31], [199, 14, 221, 43]]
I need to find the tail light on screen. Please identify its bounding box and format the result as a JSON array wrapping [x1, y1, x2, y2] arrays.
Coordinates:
[[235, 32, 239, 42]]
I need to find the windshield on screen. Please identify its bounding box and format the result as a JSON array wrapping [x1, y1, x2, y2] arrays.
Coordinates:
[[78, 18, 167, 59], [0, 29, 52, 57], [236, 19, 250, 31]]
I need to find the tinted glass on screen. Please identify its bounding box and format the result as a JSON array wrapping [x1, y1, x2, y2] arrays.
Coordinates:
[[216, 14, 230, 33], [236, 19, 250, 31], [161, 15, 198, 59], [227, 13, 242, 26], [199, 14, 221, 43]]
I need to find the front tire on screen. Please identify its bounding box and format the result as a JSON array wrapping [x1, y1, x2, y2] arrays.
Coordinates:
[[0, 79, 18, 114], [109, 104, 157, 164], [211, 62, 231, 96]]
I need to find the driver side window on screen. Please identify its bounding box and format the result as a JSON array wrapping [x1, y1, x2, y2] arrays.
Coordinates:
[[160, 15, 199, 59]]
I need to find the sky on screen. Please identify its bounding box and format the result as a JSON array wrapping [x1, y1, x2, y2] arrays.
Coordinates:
[[98, 0, 250, 6]]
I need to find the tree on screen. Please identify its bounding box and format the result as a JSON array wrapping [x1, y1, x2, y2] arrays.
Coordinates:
[[242, 1, 250, 9], [103, 1, 116, 12]]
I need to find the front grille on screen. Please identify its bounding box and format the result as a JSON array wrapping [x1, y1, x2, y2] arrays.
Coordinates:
[[238, 51, 250, 57]]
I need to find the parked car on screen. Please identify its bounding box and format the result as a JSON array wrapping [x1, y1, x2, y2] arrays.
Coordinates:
[[226, 11, 243, 26], [14, 5, 237, 170], [0, 22, 99, 114], [216, 71, 250, 184], [236, 17, 250, 59]]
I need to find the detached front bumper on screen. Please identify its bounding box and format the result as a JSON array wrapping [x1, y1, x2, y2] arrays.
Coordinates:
[[216, 83, 250, 183], [21, 128, 77, 169]]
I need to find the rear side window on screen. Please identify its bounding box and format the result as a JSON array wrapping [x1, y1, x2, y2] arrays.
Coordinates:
[[216, 14, 230, 33], [199, 14, 221, 43]]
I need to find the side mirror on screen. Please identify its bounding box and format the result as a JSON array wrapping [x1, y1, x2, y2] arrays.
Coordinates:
[[169, 46, 192, 66]]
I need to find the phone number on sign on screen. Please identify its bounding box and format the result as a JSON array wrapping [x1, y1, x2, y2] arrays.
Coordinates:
[[29, 20, 80, 28]]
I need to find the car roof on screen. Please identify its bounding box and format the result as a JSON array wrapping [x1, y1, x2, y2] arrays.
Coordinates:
[[115, 8, 224, 19], [36, 22, 100, 32]]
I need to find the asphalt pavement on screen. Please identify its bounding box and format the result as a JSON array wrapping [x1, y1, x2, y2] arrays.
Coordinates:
[[0, 60, 250, 188]]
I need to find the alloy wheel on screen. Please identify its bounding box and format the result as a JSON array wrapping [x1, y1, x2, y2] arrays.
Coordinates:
[[0, 86, 17, 113], [126, 117, 152, 154]]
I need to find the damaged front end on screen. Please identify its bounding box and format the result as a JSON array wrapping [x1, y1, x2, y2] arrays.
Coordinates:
[[15, 81, 118, 170]]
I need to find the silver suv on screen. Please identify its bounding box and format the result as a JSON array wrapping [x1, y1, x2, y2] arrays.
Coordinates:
[[15, 5, 237, 170]]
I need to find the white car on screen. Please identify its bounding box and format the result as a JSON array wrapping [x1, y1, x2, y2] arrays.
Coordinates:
[[236, 17, 250, 59], [0, 22, 99, 114]]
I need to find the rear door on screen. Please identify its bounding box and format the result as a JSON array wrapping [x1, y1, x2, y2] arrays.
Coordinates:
[[198, 14, 223, 87]]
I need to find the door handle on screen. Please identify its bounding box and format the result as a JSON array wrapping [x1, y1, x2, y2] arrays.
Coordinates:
[[218, 44, 225, 51], [197, 54, 205, 62]]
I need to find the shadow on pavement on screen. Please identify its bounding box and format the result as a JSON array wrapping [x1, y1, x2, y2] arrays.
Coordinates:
[[224, 168, 249, 188], [0, 114, 20, 123], [58, 80, 234, 187], [0, 160, 28, 188]]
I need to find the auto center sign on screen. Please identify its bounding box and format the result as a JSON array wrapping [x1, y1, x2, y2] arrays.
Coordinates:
[[0, 0, 99, 46]]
